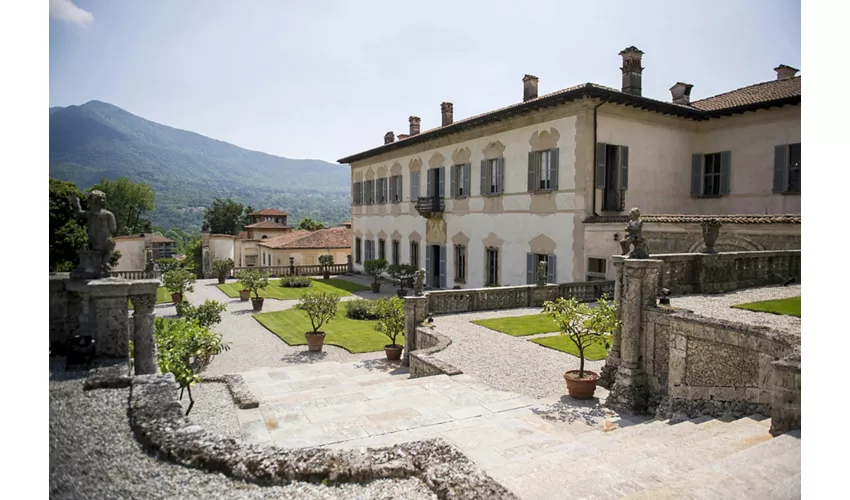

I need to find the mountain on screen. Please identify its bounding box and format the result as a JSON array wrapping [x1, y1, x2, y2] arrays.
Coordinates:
[[49, 100, 351, 231]]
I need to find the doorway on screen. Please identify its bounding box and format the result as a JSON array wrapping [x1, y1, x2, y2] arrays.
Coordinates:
[[603, 144, 620, 211], [430, 244, 441, 288]]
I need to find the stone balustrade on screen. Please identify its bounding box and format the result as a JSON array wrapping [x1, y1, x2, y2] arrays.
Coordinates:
[[232, 263, 350, 277]]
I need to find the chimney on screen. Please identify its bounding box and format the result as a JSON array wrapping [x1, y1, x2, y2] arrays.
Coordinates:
[[409, 116, 421, 136], [774, 64, 799, 81], [619, 46, 645, 96], [522, 75, 539, 101], [441, 102, 454, 126], [669, 82, 694, 105], [384, 131, 395, 144], [397, 133, 409, 140]]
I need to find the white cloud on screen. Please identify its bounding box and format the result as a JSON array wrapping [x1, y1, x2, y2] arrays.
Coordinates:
[[49, 0, 94, 26]]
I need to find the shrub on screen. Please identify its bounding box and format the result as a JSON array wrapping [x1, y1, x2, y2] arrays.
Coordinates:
[[345, 299, 379, 320], [163, 268, 196, 295], [236, 269, 269, 298], [212, 258, 234, 280], [280, 276, 312, 288], [364, 259, 388, 284], [374, 296, 405, 347], [542, 294, 619, 378], [175, 299, 227, 329], [156, 258, 181, 273], [318, 254, 334, 267], [295, 290, 340, 333], [387, 263, 417, 289]]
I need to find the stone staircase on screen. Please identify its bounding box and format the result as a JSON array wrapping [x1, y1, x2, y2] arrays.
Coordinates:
[[235, 361, 800, 500]]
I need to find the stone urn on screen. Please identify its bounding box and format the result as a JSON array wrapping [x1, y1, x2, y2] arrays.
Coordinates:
[[218, 277, 226, 285], [700, 219, 723, 254], [171, 293, 183, 305], [564, 370, 600, 399], [306, 332, 326, 352], [239, 289, 251, 301], [384, 344, 403, 361]]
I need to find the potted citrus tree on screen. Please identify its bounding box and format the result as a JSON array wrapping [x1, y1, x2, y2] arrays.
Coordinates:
[[374, 296, 405, 360], [364, 258, 388, 294], [212, 258, 234, 285], [238, 269, 269, 311], [295, 290, 340, 352], [542, 294, 619, 399], [318, 254, 334, 280], [387, 263, 417, 298], [163, 268, 196, 305], [235, 270, 252, 301]]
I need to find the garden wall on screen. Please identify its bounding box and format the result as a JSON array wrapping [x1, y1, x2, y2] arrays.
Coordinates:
[[408, 326, 463, 379], [425, 281, 614, 316]]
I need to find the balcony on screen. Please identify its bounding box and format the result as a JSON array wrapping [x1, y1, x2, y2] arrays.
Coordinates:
[[415, 196, 445, 217]]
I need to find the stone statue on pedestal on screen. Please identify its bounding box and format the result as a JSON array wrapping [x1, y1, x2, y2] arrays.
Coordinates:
[[619, 207, 649, 259], [536, 260, 548, 286], [71, 190, 117, 279], [414, 268, 426, 296]]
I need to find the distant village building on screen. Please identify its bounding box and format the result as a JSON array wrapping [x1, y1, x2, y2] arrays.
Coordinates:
[[113, 233, 175, 271]]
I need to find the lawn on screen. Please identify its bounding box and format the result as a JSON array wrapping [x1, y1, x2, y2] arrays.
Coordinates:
[[216, 278, 369, 300], [472, 313, 559, 337], [731, 296, 801, 318], [530, 335, 611, 360], [129, 287, 176, 310], [253, 302, 402, 353]]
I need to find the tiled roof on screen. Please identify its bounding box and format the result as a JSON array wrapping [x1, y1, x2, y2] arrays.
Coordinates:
[[237, 231, 248, 239], [151, 235, 172, 243], [209, 233, 238, 239], [244, 221, 291, 229], [690, 77, 801, 112], [259, 227, 351, 250], [248, 208, 288, 216], [114, 234, 173, 242], [583, 214, 800, 224]]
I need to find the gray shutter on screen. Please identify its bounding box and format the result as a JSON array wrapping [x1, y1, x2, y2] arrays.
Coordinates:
[[527, 152, 535, 191], [547, 254, 557, 283], [596, 143, 607, 189], [773, 145, 787, 193], [526, 252, 534, 284], [452, 245, 457, 281], [719, 151, 731, 195], [691, 154, 703, 196], [550, 148, 559, 190], [450, 165, 457, 198], [397, 175, 403, 202], [438, 166, 445, 198], [388, 177, 394, 202], [439, 245, 447, 289], [498, 157, 504, 194], [619, 146, 629, 190], [427, 169, 433, 198], [412, 171, 419, 201], [425, 247, 431, 288], [463, 163, 471, 198], [383, 177, 388, 203], [480, 160, 487, 195]]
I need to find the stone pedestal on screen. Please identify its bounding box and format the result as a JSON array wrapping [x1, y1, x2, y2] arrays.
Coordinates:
[[402, 295, 429, 366], [129, 280, 160, 375], [71, 249, 111, 279], [769, 353, 801, 436], [599, 259, 625, 389], [88, 278, 132, 359], [49, 274, 70, 352]]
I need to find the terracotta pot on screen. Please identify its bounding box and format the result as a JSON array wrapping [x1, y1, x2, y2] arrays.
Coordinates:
[[239, 289, 250, 301], [251, 297, 264, 312], [371, 283, 381, 293], [564, 369, 600, 400], [171, 293, 182, 305], [218, 277, 226, 284], [323, 271, 330, 280], [384, 344, 403, 361], [306, 332, 326, 352]]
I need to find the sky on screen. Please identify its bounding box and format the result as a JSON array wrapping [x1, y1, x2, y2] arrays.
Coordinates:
[[49, 0, 801, 163]]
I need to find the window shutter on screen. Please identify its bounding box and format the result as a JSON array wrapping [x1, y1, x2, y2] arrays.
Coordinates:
[[549, 148, 559, 190], [619, 146, 629, 190], [397, 175, 403, 202], [463, 163, 471, 198], [773, 145, 787, 193], [497, 157, 504, 194], [691, 154, 703, 196], [453, 245, 457, 280], [411, 171, 419, 201], [450, 165, 457, 198], [526, 252, 534, 284], [596, 143, 607, 189], [527, 152, 535, 192], [719, 151, 731, 195], [383, 177, 388, 203], [438, 166, 445, 198], [388, 177, 394, 202], [547, 254, 557, 283], [439, 245, 447, 289], [427, 170, 433, 198], [425, 248, 431, 288], [480, 160, 487, 195]]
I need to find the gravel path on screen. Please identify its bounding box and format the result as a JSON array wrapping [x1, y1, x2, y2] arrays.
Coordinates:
[[429, 307, 606, 402], [182, 382, 242, 440], [672, 284, 801, 334], [50, 359, 437, 499]]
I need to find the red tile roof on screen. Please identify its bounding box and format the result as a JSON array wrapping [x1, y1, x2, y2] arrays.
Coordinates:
[[237, 231, 248, 240], [151, 234, 173, 243], [248, 208, 288, 216], [114, 234, 173, 242], [259, 227, 351, 249], [244, 221, 291, 229], [690, 77, 801, 112], [583, 214, 800, 224]]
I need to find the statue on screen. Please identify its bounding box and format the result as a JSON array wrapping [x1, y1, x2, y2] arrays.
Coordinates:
[[619, 207, 649, 259], [413, 268, 426, 296], [700, 218, 722, 254], [71, 190, 117, 279], [536, 260, 548, 286]]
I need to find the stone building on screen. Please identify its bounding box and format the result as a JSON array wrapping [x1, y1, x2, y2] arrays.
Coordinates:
[[338, 47, 801, 288], [113, 233, 175, 271]]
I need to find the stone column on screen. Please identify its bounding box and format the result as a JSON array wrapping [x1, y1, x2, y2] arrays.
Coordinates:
[[201, 232, 212, 279], [402, 295, 429, 366], [347, 254, 353, 273], [599, 258, 625, 388], [88, 278, 132, 359], [769, 353, 801, 436], [50, 274, 69, 352], [129, 280, 160, 375]]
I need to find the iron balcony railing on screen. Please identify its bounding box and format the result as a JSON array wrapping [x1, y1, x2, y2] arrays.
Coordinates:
[[414, 196, 445, 216]]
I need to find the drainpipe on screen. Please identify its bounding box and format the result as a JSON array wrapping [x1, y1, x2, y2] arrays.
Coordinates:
[[591, 97, 612, 216]]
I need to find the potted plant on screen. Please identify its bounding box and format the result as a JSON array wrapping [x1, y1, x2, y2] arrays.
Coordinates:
[[364, 258, 388, 293], [235, 270, 252, 301], [212, 258, 234, 284], [318, 254, 334, 280], [542, 294, 619, 400], [374, 296, 405, 360], [295, 290, 340, 352], [238, 269, 269, 311], [163, 268, 196, 305], [387, 263, 417, 298]]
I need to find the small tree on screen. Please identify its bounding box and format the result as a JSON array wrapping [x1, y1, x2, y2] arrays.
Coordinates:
[[318, 254, 334, 267], [163, 268, 196, 296], [387, 263, 417, 290], [374, 296, 405, 347], [156, 257, 181, 273], [295, 290, 340, 333], [237, 269, 269, 298], [364, 258, 389, 284], [542, 294, 619, 378], [212, 258, 234, 280], [176, 299, 227, 329]]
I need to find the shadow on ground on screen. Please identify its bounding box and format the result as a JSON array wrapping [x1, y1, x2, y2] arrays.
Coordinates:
[[352, 357, 406, 374], [531, 396, 618, 427], [280, 351, 329, 364]]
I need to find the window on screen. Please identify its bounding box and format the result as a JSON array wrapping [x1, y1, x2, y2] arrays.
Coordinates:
[[411, 171, 420, 201], [410, 240, 419, 268], [486, 248, 499, 286], [355, 237, 362, 264], [774, 143, 800, 194], [526, 253, 556, 283], [537, 151, 551, 190], [389, 174, 402, 203], [378, 239, 386, 260], [454, 245, 466, 283], [587, 258, 607, 281], [528, 149, 559, 192], [451, 163, 470, 198], [481, 158, 502, 195], [364, 180, 374, 204], [376, 177, 388, 204], [391, 240, 400, 265], [691, 151, 730, 197]]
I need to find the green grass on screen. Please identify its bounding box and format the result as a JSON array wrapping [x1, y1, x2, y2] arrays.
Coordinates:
[[731, 296, 801, 317], [530, 335, 611, 360], [216, 278, 369, 300], [472, 314, 558, 337], [129, 287, 176, 310], [253, 302, 402, 353]]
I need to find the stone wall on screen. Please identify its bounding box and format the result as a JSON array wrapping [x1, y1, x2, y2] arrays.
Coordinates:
[[646, 226, 800, 254], [655, 250, 801, 295], [426, 281, 614, 315], [409, 326, 463, 379]]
